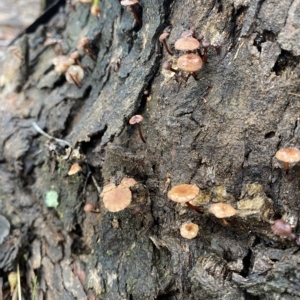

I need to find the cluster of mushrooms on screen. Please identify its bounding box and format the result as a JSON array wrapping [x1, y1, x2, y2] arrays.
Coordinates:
[[160, 29, 220, 81]]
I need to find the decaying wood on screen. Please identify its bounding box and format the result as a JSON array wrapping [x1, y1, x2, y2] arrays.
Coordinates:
[[1, 0, 300, 299]]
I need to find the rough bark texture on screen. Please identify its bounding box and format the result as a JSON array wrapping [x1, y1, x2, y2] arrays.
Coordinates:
[[1, 0, 300, 299]]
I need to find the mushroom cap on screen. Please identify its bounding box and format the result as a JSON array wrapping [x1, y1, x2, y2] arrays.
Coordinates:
[[68, 162, 81, 175], [84, 203, 95, 212], [180, 29, 195, 38], [129, 115, 143, 124], [70, 51, 81, 59], [120, 177, 137, 188], [91, 4, 101, 16], [180, 222, 199, 239], [159, 32, 170, 42], [65, 65, 84, 84], [103, 185, 132, 212], [120, 0, 139, 6], [52, 56, 75, 73], [275, 147, 300, 164], [177, 54, 203, 72], [209, 203, 237, 218], [100, 183, 117, 197], [271, 219, 293, 237], [174, 37, 200, 51], [77, 37, 90, 50], [168, 184, 199, 203]]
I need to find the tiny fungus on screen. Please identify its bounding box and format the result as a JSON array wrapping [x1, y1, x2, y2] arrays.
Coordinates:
[[174, 36, 200, 52], [83, 203, 100, 213], [52, 55, 75, 73], [70, 51, 84, 68], [68, 162, 82, 175], [177, 53, 203, 80], [180, 29, 195, 38], [129, 115, 146, 143], [159, 33, 173, 56], [209, 202, 237, 219], [91, 5, 101, 17], [65, 65, 85, 87], [120, 0, 142, 27], [120, 177, 137, 188], [180, 222, 199, 239], [167, 184, 201, 213], [102, 185, 132, 212], [271, 219, 295, 239], [162, 61, 177, 74], [275, 147, 300, 172]]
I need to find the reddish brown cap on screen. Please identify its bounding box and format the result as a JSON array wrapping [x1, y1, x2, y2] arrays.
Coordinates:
[[129, 115, 143, 124], [174, 37, 200, 51], [177, 54, 203, 72], [209, 203, 236, 218], [180, 222, 199, 239], [103, 185, 132, 212], [159, 33, 170, 42], [168, 184, 199, 203], [271, 219, 293, 238], [275, 147, 300, 164]]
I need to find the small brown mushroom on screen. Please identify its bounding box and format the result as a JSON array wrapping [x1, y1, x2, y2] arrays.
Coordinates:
[[83, 203, 100, 213], [271, 219, 294, 239], [275, 147, 300, 172], [177, 53, 203, 80], [129, 115, 146, 143], [52, 55, 75, 73], [102, 185, 132, 212], [174, 37, 200, 51], [65, 65, 84, 87], [68, 162, 82, 175], [180, 222, 199, 239], [177, 54, 203, 72], [208, 203, 237, 223], [91, 4, 101, 17], [159, 33, 173, 56], [120, 0, 142, 27], [120, 177, 137, 188], [167, 184, 201, 213]]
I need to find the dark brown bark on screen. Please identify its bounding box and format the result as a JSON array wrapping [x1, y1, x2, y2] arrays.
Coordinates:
[[1, 0, 300, 299]]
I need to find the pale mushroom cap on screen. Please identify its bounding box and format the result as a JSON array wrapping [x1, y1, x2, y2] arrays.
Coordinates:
[[91, 5, 101, 16], [275, 147, 300, 164], [65, 65, 84, 84], [159, 32, 169, 42], [53, 56, 75, 73], [209, 203, 237, 218], [103, 185, 132, 212], [180, 222, 199, 239], [177, 54, 203, 72], [168, 184, 199, 203], [120, 177, 137, 188], [174, 37, 200, 51], [120, 0, 139, 6], [129, 115, 143, 124], [100, 183, 117, 197], [77, 37, 90, 50], [68, 162, 81, 175]]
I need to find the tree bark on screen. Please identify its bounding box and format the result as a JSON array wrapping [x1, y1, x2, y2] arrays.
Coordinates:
[[1, 0, 300, 299]]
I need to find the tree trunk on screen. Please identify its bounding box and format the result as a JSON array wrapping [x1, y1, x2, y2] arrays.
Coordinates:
[[1, 0, 300, 299]]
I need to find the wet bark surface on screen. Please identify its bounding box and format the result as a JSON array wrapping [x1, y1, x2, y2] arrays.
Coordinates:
[[1, 0, 300, 299]]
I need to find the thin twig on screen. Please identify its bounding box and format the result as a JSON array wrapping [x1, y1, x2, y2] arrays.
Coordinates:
[[17, 263, 22, 300], [32, 122, 72, 147], [289, 93, 300, 98], [233, 40, 245, 61]]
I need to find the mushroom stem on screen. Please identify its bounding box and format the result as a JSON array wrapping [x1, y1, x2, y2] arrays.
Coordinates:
[[162, 40, 173, 56], [137, 123, 146, 143], [128, 4, 142, 26], [69, 73, 82, 88], [186, 201, 202, 214]]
